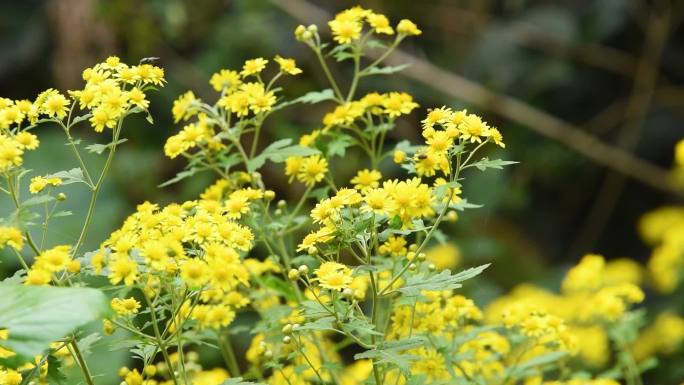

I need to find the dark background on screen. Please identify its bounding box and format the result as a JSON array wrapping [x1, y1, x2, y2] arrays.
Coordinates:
[[1, 0, 683, 382]]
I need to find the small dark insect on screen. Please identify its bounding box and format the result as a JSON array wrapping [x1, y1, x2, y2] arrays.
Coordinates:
[[416, 153, 428, 160], [140, 57, 161, 64]]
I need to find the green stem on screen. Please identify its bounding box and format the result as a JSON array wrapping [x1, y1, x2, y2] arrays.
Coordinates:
[[313, 47, 344, 101], [69, 337, 95, 385], [144, 292, 179, 385], [217, 330, 241, 377], [72, 119, 123, 257]]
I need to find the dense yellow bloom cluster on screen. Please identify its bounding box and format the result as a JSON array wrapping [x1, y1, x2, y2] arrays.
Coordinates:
[[24, 245, 80, 286], [325, 6, 420, 45], [89, 179, 277, 331], [164, 55, 300, 159], [117, 351, 229, 385], [638, 206, 684, 292], [486, 254, 646, 368]]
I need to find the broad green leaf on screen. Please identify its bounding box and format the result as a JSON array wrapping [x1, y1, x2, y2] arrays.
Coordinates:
[[159, 168, 200, 187], [0, 284, 109, 363], [21, 194, 55, 207], [273, 89, 336, 111]]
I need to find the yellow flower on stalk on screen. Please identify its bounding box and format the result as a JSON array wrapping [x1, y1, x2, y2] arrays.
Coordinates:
[[296, 154, 328, 186], [329, 18, 362, 44], [362, 188, 396, 216], [42, 91, 70, 119], [111, 297, 142, 316], [181, 258, 209, 288], [0, 226, 24, 251], [366, 12, 394, 35], [397, 19, 422, 36], [172, 91, 197, 123], [89, 106, 118, 132], [14, 132, 39, 150], [274, 55, 302, 75], [314, 261, 353, 291], [240, 58, 269, 77], [108, 256, 139, 286], [350, 169, 381, 191], [33, 245, 72, 273], [209, 69, 242, 92], [29, 176, 62, 194], [24, 268, 51, 285]]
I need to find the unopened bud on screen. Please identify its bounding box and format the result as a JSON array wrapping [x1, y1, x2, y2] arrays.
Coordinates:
[[277, 200, 287, 209], [298, 265, 309, 274], [428, 263, 437, 272], [264, 190, 275, 200], [408, 263, 417, 271], [282, 336, 292, 344], [57, 192, 67, 201], [288, 269, 300, 280], [282, 324, 293, 334]]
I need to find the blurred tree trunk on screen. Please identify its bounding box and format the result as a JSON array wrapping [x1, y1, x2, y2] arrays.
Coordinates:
[[48, 0, 115, 90]]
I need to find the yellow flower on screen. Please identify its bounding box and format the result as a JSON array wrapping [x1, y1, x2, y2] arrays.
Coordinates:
[[108, 256, 139, 286], [397, 19, 421, 36], [111, 297, 142, 316], [14, 132, 39, 150], [297, 154, 328, 186], [314, 261, 353, 291], [425, 243, 461, 270], [29, 176, 62, 194], [329, 19, 362, 44], [42, 91, 70, 119], [210, 69, 241, 92], [675, 139, 684, 167], [0, 226, 24, 251], [350, 169, 381, 191], [24, 268, 51, 285], [181, 258, 209, 288], [34, 245, 72, 272], [172, 91, 197, 123], [366, 12, 394, 35], [274, 55, 302, 75], [241, 58, 269, 77]]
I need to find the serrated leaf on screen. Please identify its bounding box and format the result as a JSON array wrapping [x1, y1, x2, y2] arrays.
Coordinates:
[[0, 284, 110, 364], [85, 138, 128, 154], [21, 195, 55, 207], [45, 168, 89, 187], [396, 264, 490, 297], [159, 168, 199, 188], [273, 89, 336, 112], [326, 134, 355, 158], [471, 158, 518, 171]]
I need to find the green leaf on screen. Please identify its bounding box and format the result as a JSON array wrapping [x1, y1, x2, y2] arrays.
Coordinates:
[[21, 194, 55, 207], [517, 351, 567, 372], [248, 139, 319, 172], [159, 168, 200, 188], [0, 284, 110, 363], [396, 264, 490, 297], [220, 377, 267, 385], [471, 158, 518, 171], [85, 138, 128, 154], [45, 168, 90, 187], [362, 64, 410, 76], [326, 134, 355, 158], [273, 89, 336, 111]]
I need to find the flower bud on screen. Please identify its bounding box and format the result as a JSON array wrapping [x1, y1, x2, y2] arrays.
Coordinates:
[[408, 263, 417, 271], [288, 269, 300, 280], [298, 264, 309, 274], [428, 263, 437, 272], [282, 324, 293, 334], [282, 336, 292, 344], [277, 200, 287, 209], [57, 192, 67, 201], [264, 190, 276, 200]]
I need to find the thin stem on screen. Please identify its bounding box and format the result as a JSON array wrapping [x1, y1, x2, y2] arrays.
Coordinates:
[[313, 47, 344, 101], [217, 330, 241, 377], [69, 337, 95, 385], [144, 292, 179, 385], [72, 119, 123, 257]]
